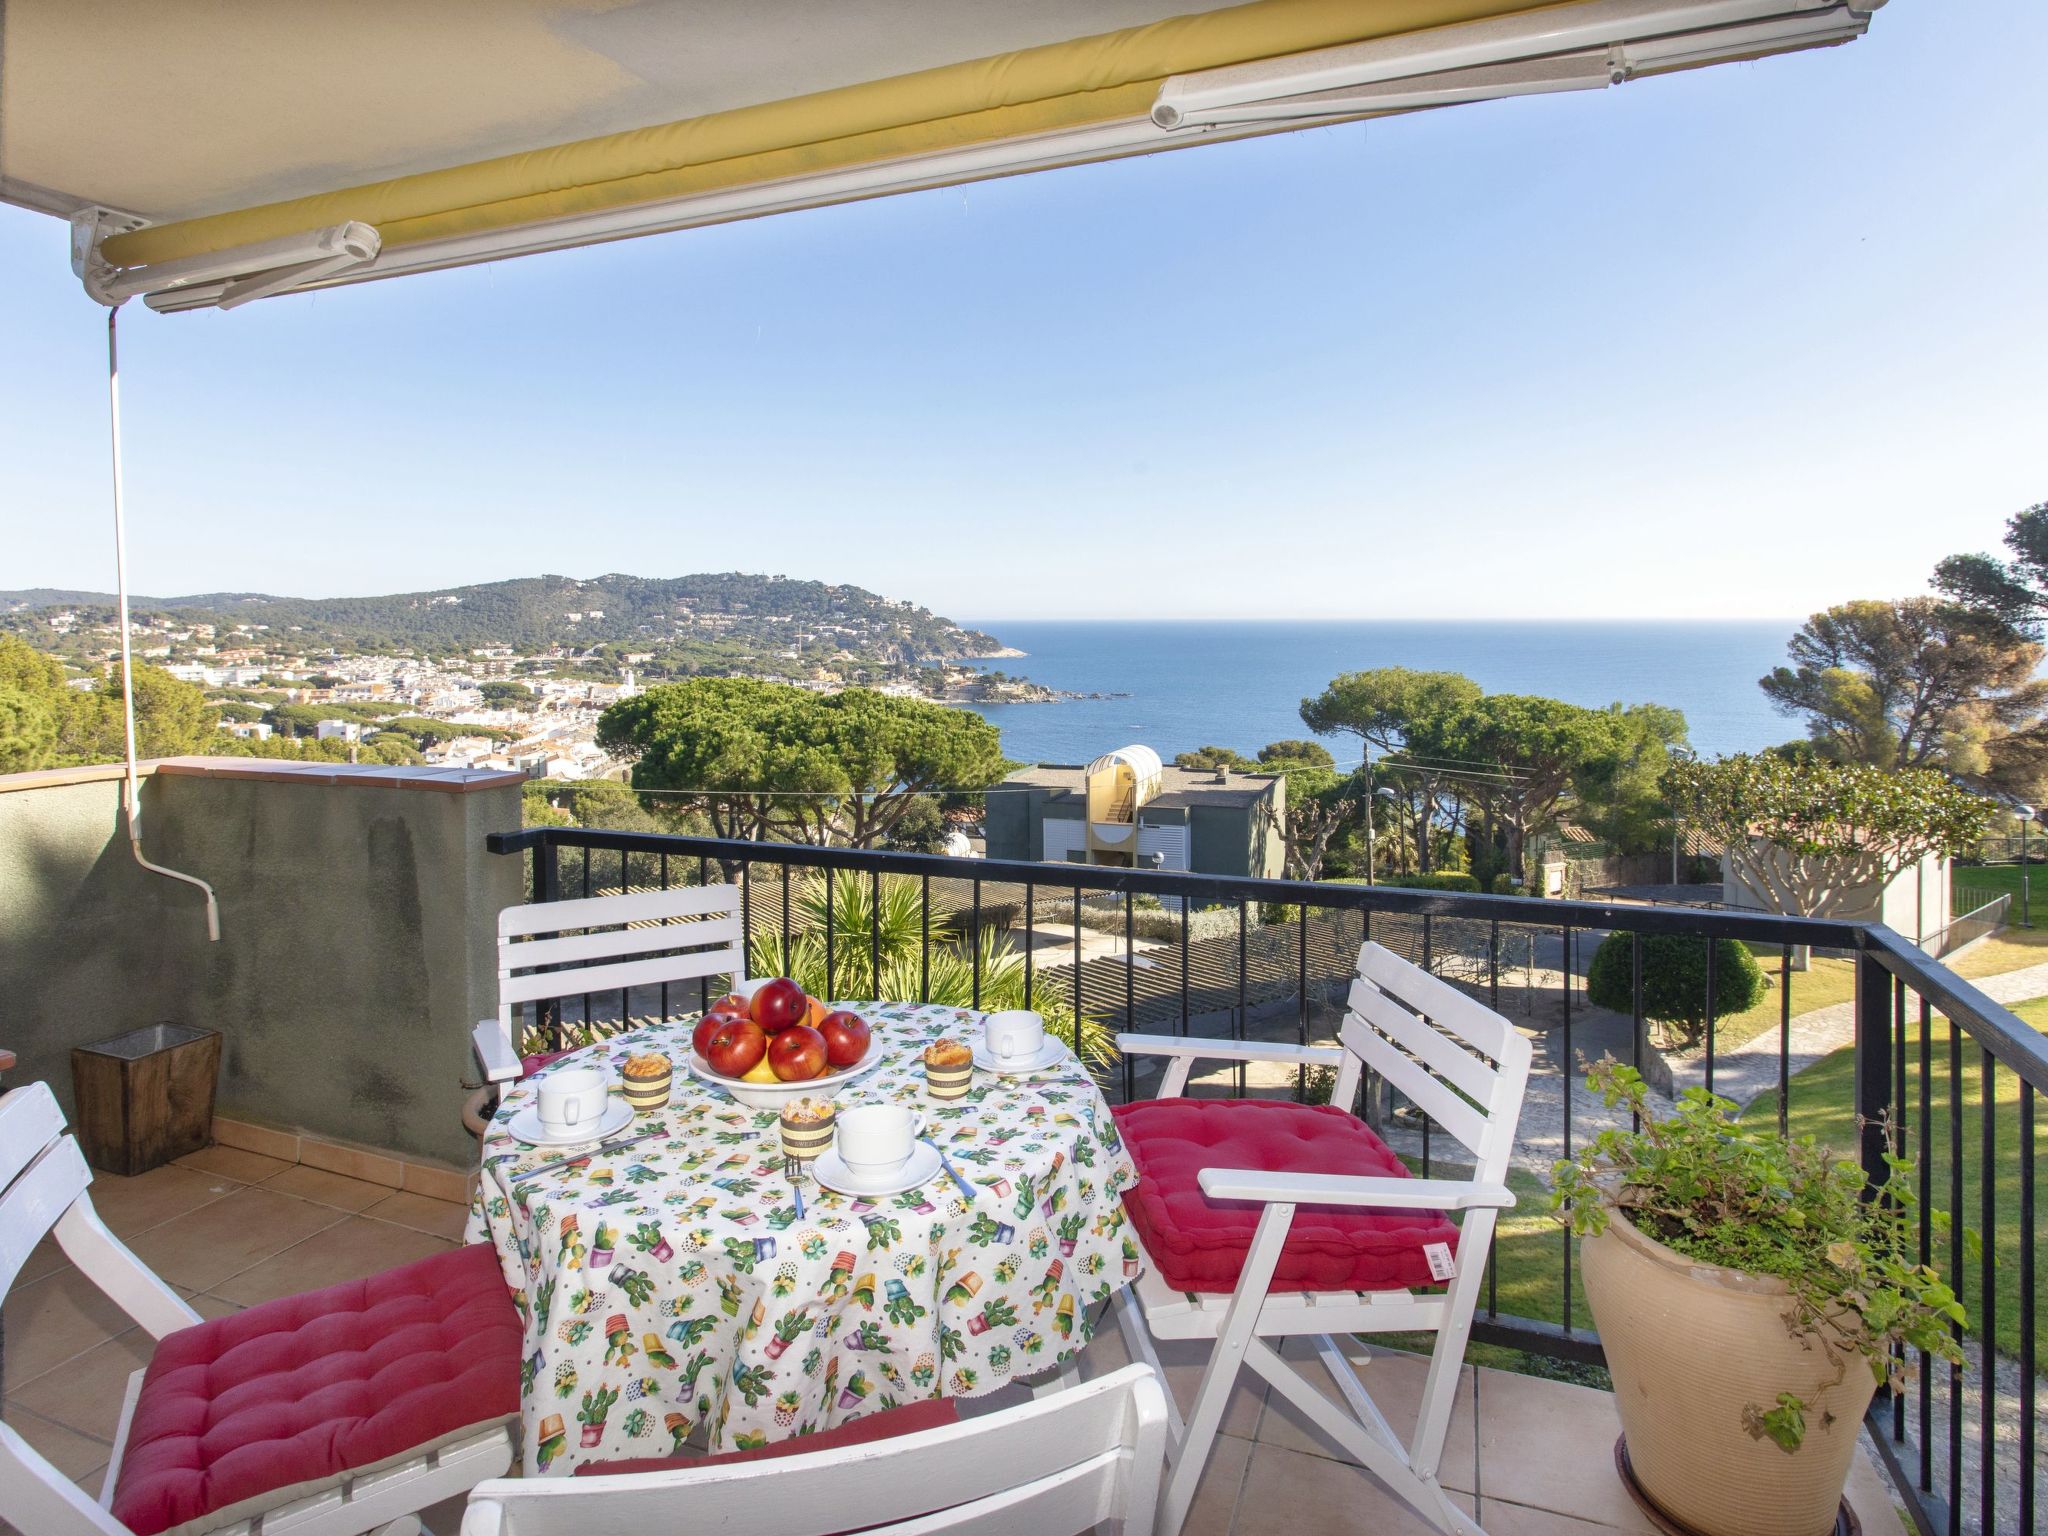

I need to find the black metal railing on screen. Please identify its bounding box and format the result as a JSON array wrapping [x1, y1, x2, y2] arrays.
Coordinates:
[[488, 826, 2045, 1535]]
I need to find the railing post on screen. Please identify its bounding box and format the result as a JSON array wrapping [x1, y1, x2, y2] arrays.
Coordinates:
[[531, 835, 562, 1050], [1854, 949, 1894, 1196]]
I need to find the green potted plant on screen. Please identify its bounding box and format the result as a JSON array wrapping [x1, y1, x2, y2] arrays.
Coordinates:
[[1552, 1063, 1966, 1536]]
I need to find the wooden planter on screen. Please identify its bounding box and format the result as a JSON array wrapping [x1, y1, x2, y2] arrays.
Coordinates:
[[70, 1023, 222, 1176], [1582, 1210, 1877, 1536]]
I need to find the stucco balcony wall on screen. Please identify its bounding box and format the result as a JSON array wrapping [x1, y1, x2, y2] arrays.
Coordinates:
[[0, 758, 524, 1166]]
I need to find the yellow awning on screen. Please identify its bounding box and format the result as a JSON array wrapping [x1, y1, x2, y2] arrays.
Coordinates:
[[4, 0, 1880, 304], [93, 0, 1553, 270]]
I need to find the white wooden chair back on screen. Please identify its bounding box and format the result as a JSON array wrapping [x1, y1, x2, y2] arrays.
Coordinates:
[[498, 884, 746, 1026], [1341, 939, 1531, 1177], [0, 1083, 204, 1536], [460, 1362, 1168, 1536], [475, 885, 747, 1081]]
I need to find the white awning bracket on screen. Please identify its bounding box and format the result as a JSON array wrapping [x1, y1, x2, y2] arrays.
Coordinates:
[[1151, 0, 1881, 130], [71, 210, 381, 310]]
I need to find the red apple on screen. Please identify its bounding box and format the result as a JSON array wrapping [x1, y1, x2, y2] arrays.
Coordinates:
[[703, 1018, 767, 1079], [716, 993, 748, 1014], [818, 1010, 871, 1069], [768, 1025, 828, 1082], [750, 977, 809, 1034], [693, 1004, 746, 1060]]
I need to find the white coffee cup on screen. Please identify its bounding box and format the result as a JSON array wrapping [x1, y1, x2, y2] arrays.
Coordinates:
[[985, 1009, 1046, 1066], [836, 1103, 922, 1174], [537, 1067, 610, 1133]]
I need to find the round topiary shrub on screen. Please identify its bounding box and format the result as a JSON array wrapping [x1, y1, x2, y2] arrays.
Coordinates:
[[1585, 932, 1767, 1049]]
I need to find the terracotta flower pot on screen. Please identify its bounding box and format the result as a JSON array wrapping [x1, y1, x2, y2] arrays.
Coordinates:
[[1581, 1211, 1879, 1536]]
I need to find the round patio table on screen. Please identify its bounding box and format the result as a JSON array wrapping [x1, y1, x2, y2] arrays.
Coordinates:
[[466, 1001, 1141, 1474]]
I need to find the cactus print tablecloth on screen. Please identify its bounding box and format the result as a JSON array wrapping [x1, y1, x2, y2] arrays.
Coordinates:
[[466, 1002, 1141, 1473]]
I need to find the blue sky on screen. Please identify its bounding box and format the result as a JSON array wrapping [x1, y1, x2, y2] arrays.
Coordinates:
[[3, 0, 2042, 621]]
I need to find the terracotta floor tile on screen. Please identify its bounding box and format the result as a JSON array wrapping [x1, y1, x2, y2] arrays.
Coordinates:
[[1, 1266, 138, 1384], [18, 1234, 70, 1287], [1143, 1334, 1268, 1442], [173, 1145, 295, 1184], [1841, 1440, 1900, 1536], [3, 1402, 111, 1478], [362, 1190, 471, 1241], [82, 1162, 241, 1238], [402, 1163, 473, 1205], [173, 1286, 244, 1321], [1261, 1339, 1477, 1492], [1479, 1498, 1641, 1533], [9, 1328, 153, 1443], [125, 1186, 347, 1291], [1181, 1430, 1255, 1536], [1473, 1366, 1658, 1533], [262, 1165, 395, 1213], [1232, 1441, 1474, 1536], [210, 1217, 454, 1306]]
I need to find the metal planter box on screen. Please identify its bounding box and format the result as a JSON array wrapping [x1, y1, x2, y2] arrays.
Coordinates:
[[70, 1023, 223, 1176]]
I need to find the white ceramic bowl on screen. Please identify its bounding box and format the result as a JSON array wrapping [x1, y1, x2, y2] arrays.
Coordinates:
[[682, 1044, 884, 1110]]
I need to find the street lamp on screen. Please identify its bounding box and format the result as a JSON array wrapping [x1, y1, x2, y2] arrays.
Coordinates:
[[2020, 805, 2036, 929], [1371, 786, 1400, 880], [1668, 747, 1696, 885]]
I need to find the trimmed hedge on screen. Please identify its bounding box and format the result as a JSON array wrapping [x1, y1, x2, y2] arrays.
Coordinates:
[[1376, 872, 1482, 892], [1585, 931, 1766, 1048]]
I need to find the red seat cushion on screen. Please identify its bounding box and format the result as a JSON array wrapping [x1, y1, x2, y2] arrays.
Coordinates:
[[112, 1243, 522, 1536], [1112, 1098, 1459, 1294], [520, 1049, 575, 1077], [574, 1397, 960, 1477]]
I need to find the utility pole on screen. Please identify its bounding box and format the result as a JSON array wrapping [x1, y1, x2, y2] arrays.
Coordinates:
[[1363, 746, 1375, 885]]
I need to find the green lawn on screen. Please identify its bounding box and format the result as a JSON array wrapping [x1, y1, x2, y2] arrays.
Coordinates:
[[1744, 998, 2047, 1363], [1949, 924, 2048, 980], [1951, 862, 2044, 925]]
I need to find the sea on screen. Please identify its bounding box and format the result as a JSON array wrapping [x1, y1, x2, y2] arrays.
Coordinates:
[[953, 620, 1794, 768]]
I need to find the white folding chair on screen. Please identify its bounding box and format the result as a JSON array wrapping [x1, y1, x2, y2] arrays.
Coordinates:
[[0, 1082, 518, 1536], [1112, 940, 1531, 1536], [459, 1361, 1168, 1536], [471, 884, 747, 1086]]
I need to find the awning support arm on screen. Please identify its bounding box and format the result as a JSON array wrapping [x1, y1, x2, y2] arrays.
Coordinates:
[[72, 209, 380, 310]]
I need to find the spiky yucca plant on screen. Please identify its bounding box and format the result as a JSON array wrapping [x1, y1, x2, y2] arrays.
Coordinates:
[[750, 869, 1117, 1070]]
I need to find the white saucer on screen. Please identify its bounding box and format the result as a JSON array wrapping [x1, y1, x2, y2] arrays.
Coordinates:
[[810, 1143, 944, 1198], [504, 1099, 634, 1148], [971, 1038, 1071, 1075]]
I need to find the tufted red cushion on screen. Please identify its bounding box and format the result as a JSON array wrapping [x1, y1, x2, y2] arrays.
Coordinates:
[[520, 1049, 575, 1077], [575, 1397, 961, 1477], [1112, 1098, 1458, 1294], [112, 1243, 521, 1536]]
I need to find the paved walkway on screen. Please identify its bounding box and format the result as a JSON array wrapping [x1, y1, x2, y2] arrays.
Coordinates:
[[1668, 958, 2048, 1110]]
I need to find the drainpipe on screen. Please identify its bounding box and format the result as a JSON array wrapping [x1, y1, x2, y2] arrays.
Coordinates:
[[107, 309, 220, 940]]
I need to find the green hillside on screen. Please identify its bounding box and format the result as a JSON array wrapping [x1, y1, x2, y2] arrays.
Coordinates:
[[0, 572, 1003, 663]]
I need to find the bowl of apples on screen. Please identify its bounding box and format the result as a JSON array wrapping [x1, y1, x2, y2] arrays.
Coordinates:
[[683, 977, 880, 1110]]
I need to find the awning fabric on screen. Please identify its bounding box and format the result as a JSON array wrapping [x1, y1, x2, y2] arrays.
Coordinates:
[[94, 0, 1556, 271], [8, 0, 1878, 305]]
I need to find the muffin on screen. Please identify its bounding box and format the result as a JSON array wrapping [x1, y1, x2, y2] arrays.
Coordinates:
[[620, 1052, 673, 1112], [779, 1096, 837, 1162], [923, 1037, 974, 1100]]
